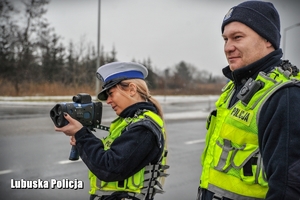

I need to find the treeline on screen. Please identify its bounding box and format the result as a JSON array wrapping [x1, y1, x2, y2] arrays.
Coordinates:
[[0, 0, 226, 96]]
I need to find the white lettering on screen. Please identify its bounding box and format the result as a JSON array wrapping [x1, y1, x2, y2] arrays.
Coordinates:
[[10, 179, 49, 189], [10, 178, 83, 190], [51, 179, 84, 190]]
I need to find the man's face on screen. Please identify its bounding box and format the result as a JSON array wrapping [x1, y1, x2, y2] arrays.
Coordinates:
[[222, 21, 274, 71]]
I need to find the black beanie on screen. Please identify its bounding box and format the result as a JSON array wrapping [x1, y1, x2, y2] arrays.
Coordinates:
[[221, 1, 281, 50]]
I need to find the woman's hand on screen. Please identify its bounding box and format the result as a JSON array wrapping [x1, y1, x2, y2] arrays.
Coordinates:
[[54, 113, 83, 136], [70, 136, 76, 146]]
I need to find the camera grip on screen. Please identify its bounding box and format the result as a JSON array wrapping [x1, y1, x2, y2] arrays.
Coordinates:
[[69, 146, 79, 161]]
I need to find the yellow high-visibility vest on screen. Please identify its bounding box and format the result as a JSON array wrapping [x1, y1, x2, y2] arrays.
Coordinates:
[[89, 110, 168, 200], [200, 66, 300, 199]]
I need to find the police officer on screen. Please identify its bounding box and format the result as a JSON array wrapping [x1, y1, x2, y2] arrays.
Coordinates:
[[55, 62, 168, 200], [197, 1, 300, 200]]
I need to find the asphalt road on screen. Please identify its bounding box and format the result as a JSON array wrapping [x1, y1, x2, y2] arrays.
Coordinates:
[[0, 100, 210, 200]]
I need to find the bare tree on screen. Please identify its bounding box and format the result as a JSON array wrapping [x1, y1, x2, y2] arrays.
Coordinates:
[[0, 0, 50, 94]]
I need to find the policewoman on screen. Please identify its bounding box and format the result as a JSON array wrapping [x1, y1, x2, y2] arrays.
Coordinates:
[[197, 1, 300, 200], [55, 62, 168, 200]]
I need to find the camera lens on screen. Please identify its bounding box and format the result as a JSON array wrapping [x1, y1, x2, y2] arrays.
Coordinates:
[[72, 95, 81, 103], [57, 115, 63, 127], [57, 105, 62, 115], [50, 110, 56, 118]]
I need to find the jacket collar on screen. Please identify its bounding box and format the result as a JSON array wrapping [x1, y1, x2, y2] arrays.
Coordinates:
[[119, 102, 157, 118]]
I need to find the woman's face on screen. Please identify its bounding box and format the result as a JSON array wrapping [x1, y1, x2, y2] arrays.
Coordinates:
[[106, 86, 135, 115]]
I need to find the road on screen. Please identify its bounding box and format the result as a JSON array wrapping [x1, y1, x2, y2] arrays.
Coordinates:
[[0, 97, 213, 200]]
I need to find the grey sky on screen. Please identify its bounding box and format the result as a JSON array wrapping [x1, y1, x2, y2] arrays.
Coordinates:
[[44, 0, 300, 76]]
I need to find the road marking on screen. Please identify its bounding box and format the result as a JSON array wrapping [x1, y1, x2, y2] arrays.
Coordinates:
[[58, 159, 82, 165], [185, 139, 206, 145], [0, 169, 13, 175]]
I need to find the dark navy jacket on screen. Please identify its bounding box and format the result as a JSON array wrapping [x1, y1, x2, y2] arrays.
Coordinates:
[[223, 49, 300, 199], [74, 102, 163, 182]]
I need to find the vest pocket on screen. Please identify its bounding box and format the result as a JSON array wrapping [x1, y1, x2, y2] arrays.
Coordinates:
[[127, 169, 144, 190], [231, 144, 267, 186], [231, 144, 259, 184], [213, 140, 267, 186], [99, 179, 127, 190]]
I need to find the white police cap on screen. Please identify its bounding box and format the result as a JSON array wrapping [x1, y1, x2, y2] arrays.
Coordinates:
[[96, 61, 148, 101]]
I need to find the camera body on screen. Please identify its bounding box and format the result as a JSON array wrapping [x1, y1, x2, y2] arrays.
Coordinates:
[[50, 93, 103, 161], [50, 93, 102, 129]]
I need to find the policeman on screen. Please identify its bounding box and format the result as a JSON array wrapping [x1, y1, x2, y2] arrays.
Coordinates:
[[197, 1, 300, 200]]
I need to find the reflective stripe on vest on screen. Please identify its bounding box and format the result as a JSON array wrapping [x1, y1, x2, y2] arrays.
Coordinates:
[[200, 67, 300, 199]]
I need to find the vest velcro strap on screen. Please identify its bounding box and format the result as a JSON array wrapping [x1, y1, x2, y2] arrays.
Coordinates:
[[214, 139, 233, 171], [155, 180, 163, 189], [144, 171, 169, 180], [127, 192, 145, 200], [160, 171, 169, 177], [141, 187, 149, 194], [145, 164, 160, 171], [144, 173, 153, 180], [145, 163, 169, 173], [160, 164, 170, 170], [144, 163, 169, 180], [149, 187, 165, 195], [139, 181, 167, 200], [143, 179, 151, 186], [142, 179, 163, 190], [141, 186, 165, 198]]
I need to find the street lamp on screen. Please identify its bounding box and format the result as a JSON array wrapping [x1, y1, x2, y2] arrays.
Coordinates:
[[282, 22, 300, 59], [95, 0, 101, 97]]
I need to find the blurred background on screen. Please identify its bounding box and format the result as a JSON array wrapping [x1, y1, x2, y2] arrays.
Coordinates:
[[1, 0, 299, 97]]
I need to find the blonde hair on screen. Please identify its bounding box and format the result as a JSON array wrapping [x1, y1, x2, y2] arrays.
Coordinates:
[[116, 79, 164, 119], [117, 78, 168, 186]]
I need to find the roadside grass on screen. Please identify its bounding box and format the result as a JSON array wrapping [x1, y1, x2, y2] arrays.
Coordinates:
[[0, 80, 224, 98]]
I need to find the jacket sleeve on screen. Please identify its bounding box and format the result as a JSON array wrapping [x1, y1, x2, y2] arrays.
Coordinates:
[[258, 86, 300, 200], [74, 125, 161, 182]]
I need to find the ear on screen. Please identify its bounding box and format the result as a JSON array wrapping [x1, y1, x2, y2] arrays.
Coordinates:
[[265, 40, 273, 48], [129, 83, 137, 97]]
